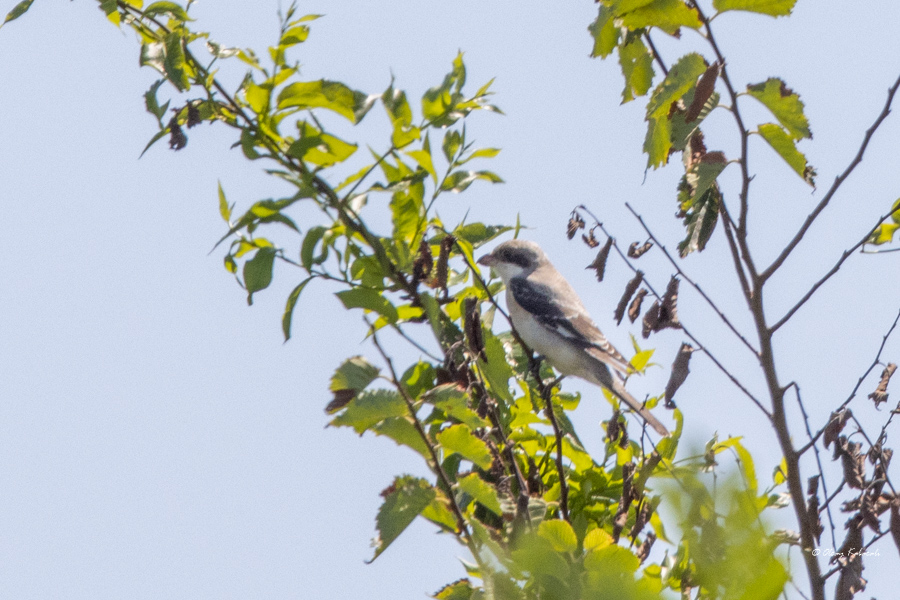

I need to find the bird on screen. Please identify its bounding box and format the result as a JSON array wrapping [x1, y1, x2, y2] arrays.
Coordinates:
[[477, 239, 669, 436]]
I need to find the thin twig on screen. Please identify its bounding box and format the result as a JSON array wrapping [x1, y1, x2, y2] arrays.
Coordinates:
[[798, 306, 900, 455], [693, 2, 758, 282], [367, 318, 472, 541], [577, 205, 771, 419], [624, 202, 759, 357], [787, 382, 837, 549], [846, 412, 897, 496], [643, 31, 668, 76], [761, 71, 900, 282], [457, 242, 572, 520], [771, 209, 900, 333], [537, 369, 570, 521]]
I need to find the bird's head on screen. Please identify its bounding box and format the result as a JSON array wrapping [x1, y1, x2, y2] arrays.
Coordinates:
[[477, 239, 547, 282]]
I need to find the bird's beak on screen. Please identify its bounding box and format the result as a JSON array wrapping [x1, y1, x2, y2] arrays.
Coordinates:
[[477, 253, 496, 267]]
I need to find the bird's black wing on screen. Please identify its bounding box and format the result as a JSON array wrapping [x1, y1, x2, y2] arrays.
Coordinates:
[[508, 277, 593, 348], [508, 276, 633, 374]]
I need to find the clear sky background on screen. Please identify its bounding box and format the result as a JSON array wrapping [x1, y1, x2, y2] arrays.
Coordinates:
[[2, 1, 900, 598]]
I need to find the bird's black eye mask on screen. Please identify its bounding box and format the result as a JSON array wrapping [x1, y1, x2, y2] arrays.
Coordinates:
[[495, 245, 539, 268]]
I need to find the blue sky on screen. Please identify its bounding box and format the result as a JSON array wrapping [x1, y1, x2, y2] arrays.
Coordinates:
[[3, 1, 900, 598]]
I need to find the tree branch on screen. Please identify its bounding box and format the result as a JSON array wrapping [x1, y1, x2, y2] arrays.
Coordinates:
[[761, 71, 900, 282], [367, 318, 473, 542], [625, 202, 760, 357], [771, 209, 900, 333], [577, 205, 771, 419]]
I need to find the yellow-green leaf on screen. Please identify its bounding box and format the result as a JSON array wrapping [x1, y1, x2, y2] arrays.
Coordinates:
[[713, 0, 797, 17], [747, 78, 811, 139], [457, 473, 503, 516], [436, 424, 493, 470], [757, 123, 815, 186]]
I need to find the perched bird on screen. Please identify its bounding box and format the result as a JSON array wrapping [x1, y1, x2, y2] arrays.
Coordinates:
[[477, 239, 669, 436]]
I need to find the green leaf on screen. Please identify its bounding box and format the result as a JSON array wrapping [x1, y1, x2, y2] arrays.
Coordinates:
[[336, 288, 398, 323], [163, 32, 191, 91], [434, 579, 476, 600], [245, 82, 270, 114], [452, 223, 513, 248], [383, 86, 421, 148], [277, 80, 375, 123], [390, 186, 425, 244], [373, 417, 430, 457], [2, 0, 35, 28], [421, 495, 459, 532], [280, 25, 310, 46], [143, 1, 191, 22], [588, 5, 620, 58], [369, 476, 436, 562], [643, 114, 672, 169], [330, 356, 380, 397], [331, 388, 407, 433], [868, 199, 900, 245], [300, 226, 328, 270], [583, 528, 614, 552], [646, 53, 707, 118], [670, 90, 720, 152], [421, 53, 468, 127], [288, 121, 358, 167], [479, 331, 514, 402], [538, 520, 578, 553], [746, 78, 811, 140], [457, 473, 502, 516], [405, 135, 438, 184], [618, 37, 655, 103], [98, 0, 120, 25], [426, 384, 488, 430], [757, 123, 816, 186], [442, 130, 462, 163], [713, 0, 797, 17], [243, 247, 276, 305], [441, 170, 504, 193], [282, 277, 313, 341], [217, 181, 231, 223], [620, 0, 702, 34], [510, 532, 570, 582], [140, 42, 166, 76], [460, 147, 501, 164], [678, 154, 725, 257], [436, 424, 493, 470], [143, 80, 170, 125]]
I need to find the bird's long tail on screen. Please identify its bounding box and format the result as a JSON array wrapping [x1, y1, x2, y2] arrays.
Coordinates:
[[607, 376, 670, 436]]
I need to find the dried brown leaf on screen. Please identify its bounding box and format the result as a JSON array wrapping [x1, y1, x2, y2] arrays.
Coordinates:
[[868, 363, 897, 408], [615, 270, 644, 325], [628, 241, 653, 258], [664, 342, 694, 408], [686, 62, 719, 123], [413, 239, 433, 283], [587, 236, 613, 282], [567, 212, 585, 239], [628, 288, 649, 323], [642, 300, 660, 339], [463, 296, 487, 362], [824, 409, 852, 450]]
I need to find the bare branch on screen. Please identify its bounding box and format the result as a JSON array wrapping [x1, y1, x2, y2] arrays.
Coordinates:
[[625, 202, 760, 357], [367, 318, 473, 542], [761, 71, 900, 282], [577, 205, 771, 419], [787, 382, 838, 549], [771, 210, 900, 333]]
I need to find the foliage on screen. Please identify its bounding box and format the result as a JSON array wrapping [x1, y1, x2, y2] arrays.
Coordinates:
[[6, 1, 900, 600]]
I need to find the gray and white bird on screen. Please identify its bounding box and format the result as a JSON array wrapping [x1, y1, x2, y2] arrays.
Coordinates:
[[477, 239, 669, 436]]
